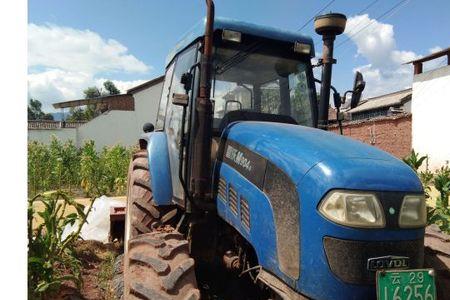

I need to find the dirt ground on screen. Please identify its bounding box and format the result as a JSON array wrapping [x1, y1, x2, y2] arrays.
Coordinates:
[[49, 240, 123, 300]]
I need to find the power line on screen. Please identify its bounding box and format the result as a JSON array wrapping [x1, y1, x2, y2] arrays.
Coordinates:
[[336, 0, 410, 49], [344, 0, 380, 37], [356, 0, 379, 15], [297, 0, 336, 32]]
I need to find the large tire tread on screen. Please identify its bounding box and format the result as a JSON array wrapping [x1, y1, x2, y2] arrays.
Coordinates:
[[125, 231, 200, 300], [126, 150, 174, 239]]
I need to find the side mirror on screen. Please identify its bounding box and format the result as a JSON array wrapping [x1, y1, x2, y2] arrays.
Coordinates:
[[171, 72, 193, 107], [143, 122, 154, 133], [350, 71, 365, 109], [333, 92, 341, 109], [180, 72, 193, 92]]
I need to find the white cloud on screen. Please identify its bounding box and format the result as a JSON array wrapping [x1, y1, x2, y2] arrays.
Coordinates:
[[94, 78, 148, 94], [429, 46, 442, 54], [344, 14, 420, 98], [28, 23, 152, 111], [28, 23, 149, 74]]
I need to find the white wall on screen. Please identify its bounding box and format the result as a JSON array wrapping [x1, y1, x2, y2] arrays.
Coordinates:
[[412, 65, 450, 170], [77, 110, 141, 149], [133, 80, 164, 130], [28, 128, 77, 144]]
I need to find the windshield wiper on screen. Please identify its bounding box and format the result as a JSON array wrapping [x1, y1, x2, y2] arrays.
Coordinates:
[[215, 41, 263, 75]]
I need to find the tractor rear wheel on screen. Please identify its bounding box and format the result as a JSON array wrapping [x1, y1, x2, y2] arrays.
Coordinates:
[[124, 231, 200, 300], [124, 150, 177, 251]]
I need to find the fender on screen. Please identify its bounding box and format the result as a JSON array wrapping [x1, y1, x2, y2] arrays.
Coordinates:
[[139, 132, 173, 206]]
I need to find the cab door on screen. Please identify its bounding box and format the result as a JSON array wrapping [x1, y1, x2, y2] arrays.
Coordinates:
[[164, 45, 199, 202]]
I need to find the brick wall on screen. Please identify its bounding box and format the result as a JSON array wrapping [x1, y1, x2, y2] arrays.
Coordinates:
[[328, 113, 412, 159]]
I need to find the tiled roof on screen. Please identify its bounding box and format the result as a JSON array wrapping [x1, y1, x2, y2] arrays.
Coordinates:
[[347, 88, 412, 114]]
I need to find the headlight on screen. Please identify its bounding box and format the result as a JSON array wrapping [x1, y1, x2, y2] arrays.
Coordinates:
[[399, 195, 426, 228], [319, 190, 385, 228]]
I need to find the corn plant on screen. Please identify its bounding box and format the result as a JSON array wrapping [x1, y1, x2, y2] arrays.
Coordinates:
[[60, 140, 80, 192], [403, 149, 428, 172], [404, 150, 450, 234], [403, 150, 433, 198], [428, 164, 450, 234], [28, 141, 52, 196], [434, 164, 450, 208], [28, 138, 132, 197], [49, 137, 64, 190], [28, 191, 95, 299], [100, 145, 131, 195], [80, 140, 105, 196]]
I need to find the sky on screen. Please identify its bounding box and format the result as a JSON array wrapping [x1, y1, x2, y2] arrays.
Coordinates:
[[28, 0, 450, 112]]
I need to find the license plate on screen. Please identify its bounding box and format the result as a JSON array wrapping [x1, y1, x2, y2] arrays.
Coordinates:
[[377, 269, 436, 300]]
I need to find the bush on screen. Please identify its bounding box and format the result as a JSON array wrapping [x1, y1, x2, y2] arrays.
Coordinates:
[[28, 191, 94, 298]]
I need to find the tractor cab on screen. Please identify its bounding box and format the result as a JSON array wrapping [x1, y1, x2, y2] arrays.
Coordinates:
[[161, 17, 318, 129]]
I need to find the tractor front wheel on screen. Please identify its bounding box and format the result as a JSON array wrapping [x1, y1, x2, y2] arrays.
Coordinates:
[[123, 150, 199, 299], [124, 150, 177, 251]]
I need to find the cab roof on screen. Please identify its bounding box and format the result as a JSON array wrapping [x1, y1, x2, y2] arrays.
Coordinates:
[[166, 17, 315, 67]]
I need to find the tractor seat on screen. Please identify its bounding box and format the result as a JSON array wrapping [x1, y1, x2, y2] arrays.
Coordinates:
[[217, 110, 298, 134]]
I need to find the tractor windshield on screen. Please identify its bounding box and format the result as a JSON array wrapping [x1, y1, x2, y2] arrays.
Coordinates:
[[212, 45, 316, 128]]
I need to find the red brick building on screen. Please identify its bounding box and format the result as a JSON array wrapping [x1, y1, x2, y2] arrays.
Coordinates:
[[328, 113, 412, 159], [328, 89, 413, 159]]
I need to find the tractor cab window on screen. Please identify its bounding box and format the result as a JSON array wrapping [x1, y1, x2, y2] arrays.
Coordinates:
[[212, 46, 315, 129]]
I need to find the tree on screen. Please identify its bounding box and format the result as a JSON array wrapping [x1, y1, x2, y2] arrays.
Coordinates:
[[103, 80, 120, 95], [67, 105, 96, 122], [83, 87, 101, 99], [42, 113, 54, 120], [67, 81, 120, 121], [67, 107, 86, 121], [28, 99, 54, 120], [67, 87, 100, 121]]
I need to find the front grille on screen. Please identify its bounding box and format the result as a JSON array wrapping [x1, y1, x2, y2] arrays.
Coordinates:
[[229, 185, 238, 215], [218, 177, 227, 202], [240, 197, 250, 230], [323, 236, 424, 285]]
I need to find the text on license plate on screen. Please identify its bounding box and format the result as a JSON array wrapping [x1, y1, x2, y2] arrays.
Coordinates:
[[377, 269, 436, 300]]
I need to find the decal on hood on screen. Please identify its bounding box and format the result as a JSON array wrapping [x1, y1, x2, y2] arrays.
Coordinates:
[[222, 140, 267, 189], [225, 144, 252, 172]]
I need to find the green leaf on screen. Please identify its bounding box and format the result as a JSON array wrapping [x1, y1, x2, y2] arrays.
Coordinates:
[[28, 256, 45, 264], [36, 281, 50, 292]]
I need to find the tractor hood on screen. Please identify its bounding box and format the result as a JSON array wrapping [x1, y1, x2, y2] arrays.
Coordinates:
[[222, 121, 422, 193]]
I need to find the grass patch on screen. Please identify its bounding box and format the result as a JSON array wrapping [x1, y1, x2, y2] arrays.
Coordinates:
[[98, 251, 118, 300]]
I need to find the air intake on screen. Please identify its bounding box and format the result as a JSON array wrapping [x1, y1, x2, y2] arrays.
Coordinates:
[[240, 197, 250, 230], [218, 177, 227, 202], [229, 185, 238, 215]]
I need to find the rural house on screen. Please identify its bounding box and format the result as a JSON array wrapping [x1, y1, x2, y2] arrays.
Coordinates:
[[28, 76, 164, 149]]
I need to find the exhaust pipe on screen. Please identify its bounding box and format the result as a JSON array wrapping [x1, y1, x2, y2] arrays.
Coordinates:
[[191, 0, 215, 200], [314, 13, 347, 129]]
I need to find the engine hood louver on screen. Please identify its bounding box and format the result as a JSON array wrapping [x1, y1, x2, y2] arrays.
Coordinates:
[[229, 185, 238, 215]]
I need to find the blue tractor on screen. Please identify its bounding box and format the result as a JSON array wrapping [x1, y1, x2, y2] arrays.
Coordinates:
[[123, 1, 428, 299]]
